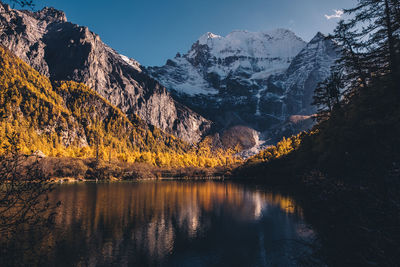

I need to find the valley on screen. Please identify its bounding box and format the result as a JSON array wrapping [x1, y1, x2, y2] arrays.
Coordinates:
[[1, 0, 399, 266]]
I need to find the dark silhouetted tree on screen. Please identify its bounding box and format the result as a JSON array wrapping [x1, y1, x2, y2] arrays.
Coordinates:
[[338, 0, 400, 89], [312, 70, 344, 122], [331, 21, 370, 92]]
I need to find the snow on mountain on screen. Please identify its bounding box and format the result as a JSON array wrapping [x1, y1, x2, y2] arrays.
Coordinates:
[[197, 32, 222, 45], [196, 29, 306, 60], [267, 32, 341, 115], [154, 56, 219, 95], [119, 54, 142, 73], [149, 29, 306, 96], [147, 29, 340, 152]]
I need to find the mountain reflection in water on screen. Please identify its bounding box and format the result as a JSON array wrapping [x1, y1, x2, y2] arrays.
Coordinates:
[[41, 181, 312, 266]]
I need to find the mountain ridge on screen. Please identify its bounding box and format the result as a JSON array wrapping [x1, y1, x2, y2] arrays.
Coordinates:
[[0, 2, 211, 143]]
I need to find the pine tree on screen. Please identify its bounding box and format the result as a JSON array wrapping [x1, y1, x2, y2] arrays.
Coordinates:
[[391, 0, 400, 22], [312, 71, 344, 122], [339, 0, 400, 88], [332, 21, 370, 91]]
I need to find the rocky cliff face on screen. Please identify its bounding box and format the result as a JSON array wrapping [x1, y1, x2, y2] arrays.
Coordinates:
[[0, 2, 211, 143], [148, 29, 340, 151], [266, 32, 340, 116]]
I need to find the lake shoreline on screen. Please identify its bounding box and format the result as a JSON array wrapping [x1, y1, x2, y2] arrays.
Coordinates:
[[38, 156, 238, 183], [38, 155, 398, 266], [50, 175, 233, 184]]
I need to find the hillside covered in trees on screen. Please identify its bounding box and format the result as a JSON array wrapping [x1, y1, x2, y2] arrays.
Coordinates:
[[234, 0, 400, 265], [0, 45, 240, 168]]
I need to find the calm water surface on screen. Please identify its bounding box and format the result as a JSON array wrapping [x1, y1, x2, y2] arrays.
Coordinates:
[[44, 181, 313, 266]]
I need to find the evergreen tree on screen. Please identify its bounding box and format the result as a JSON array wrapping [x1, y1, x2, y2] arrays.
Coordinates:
[[338, 0, 400, 89], [312, 70, 344, 122], [391, 0, 400, 22], [332, 21, 370, 92]]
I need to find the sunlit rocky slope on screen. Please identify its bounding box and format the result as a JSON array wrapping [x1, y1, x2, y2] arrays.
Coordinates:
[[0, 2, 211, 143]]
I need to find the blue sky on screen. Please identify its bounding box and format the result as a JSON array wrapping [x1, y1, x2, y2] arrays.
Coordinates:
[[31, 0, 356, 66]]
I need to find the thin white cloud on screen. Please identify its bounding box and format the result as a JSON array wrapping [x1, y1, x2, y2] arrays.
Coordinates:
[[325, 10, 344, 20]]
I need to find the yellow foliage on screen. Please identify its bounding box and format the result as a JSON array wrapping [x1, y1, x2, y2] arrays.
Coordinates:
[[247, 133, 306, 164], [0, 45, 242, 168]]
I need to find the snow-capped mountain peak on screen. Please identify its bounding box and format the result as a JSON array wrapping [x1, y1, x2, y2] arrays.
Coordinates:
[[198, 32, 222, 45], [192, 28, 306, 60], [147, 29, 340, 151], [148, 28, 308, 97]]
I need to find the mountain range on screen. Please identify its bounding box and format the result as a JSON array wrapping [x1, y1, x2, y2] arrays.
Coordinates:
[[0, 2, 340, 155], [148, 29, 340, 152]]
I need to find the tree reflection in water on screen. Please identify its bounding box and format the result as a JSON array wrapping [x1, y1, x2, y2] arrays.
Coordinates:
[[36, 181, 313, 266]]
